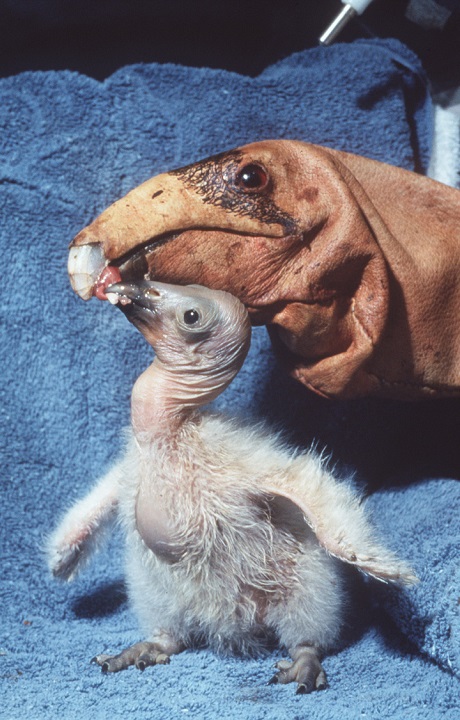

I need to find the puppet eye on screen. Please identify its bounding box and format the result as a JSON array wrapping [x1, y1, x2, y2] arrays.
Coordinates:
[[183, 308, 200, 325], [235, 163, 269, 192]]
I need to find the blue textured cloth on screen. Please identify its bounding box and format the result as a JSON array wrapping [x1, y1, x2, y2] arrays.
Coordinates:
[[1, 39, 459, 719]]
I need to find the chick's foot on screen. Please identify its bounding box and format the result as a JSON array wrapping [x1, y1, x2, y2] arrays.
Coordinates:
[[92, 641, 172, 673], [269, 645, 327, 694]]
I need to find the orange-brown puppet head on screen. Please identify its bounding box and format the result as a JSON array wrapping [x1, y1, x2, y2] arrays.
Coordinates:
[[69, 140, 460, 400]]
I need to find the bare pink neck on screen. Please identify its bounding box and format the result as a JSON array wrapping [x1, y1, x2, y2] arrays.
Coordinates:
[[131, 363, 186, 440], [130, 358, 234, 442]]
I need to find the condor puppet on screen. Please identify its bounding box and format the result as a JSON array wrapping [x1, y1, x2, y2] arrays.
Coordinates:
[[68, 140, 460, 400]]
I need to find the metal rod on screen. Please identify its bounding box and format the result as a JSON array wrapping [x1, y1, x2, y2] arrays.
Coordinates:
[[319, 4, 358, 46]]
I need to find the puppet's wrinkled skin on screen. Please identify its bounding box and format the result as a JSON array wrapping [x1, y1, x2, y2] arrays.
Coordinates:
[[48, 281, 415, 692], [68, 140, 460, 400]]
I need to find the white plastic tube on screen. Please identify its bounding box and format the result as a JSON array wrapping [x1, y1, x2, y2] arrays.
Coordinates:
[[346, 0, 374, 14]]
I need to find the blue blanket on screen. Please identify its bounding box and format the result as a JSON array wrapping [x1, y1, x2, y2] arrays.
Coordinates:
[[1, 38, 459, 719]]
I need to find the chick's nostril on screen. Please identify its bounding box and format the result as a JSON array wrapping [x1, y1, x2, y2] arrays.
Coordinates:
[[145, 288, 161, 299]]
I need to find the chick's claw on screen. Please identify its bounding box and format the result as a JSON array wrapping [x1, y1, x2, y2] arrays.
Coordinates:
[[269, 646, 327, 694], [92, 641, 171, 673]]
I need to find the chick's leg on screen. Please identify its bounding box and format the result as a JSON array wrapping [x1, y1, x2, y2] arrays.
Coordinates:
[[269, 645, 327, 694], [92, 632, 183, 673]]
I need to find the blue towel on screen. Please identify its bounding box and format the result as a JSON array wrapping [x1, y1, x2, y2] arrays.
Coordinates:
[[1, 38, 458, 719]]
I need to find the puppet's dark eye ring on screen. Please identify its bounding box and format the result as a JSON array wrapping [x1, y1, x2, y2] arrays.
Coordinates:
[[234, 163, 270, 192], [183, 308, 200, 325]]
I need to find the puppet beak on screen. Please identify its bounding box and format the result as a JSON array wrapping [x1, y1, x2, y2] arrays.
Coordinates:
[[68, 159, 291, 301]]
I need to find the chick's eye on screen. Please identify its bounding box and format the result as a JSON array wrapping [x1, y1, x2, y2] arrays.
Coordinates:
[[235, 163, 269, 192], [183, 308, 200, 325]]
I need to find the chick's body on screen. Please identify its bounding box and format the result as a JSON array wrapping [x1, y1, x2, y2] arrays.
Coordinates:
[[48, 280, 415, 692], [120, 414, 343, 657]]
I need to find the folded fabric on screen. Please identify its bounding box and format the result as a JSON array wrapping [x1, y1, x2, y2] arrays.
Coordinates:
[[1, 38, 458, 719], [368, 478, 460, 677]]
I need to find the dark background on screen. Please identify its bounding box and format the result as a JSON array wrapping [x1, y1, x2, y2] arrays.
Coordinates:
[[0, 0, 459, 89]]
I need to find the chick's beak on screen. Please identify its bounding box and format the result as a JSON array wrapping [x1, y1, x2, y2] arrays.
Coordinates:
[[105, 281, 165, 347], [105, 280, 162, 311]]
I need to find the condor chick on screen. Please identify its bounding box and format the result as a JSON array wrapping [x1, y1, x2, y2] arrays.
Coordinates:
[[48, 281, 416, 693]]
